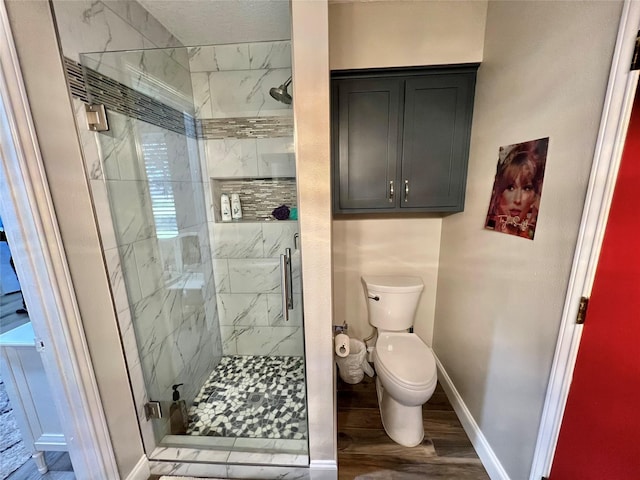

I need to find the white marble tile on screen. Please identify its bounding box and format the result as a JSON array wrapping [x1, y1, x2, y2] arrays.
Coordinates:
[[190, 72, 212, 118], [160, 434, 235, 449], [139, 338, 177, 400], [188, 46, 217, 72], [249, 41, 292, 69], [232, 437, 308, 455], [267, 293, 303, 327], [119, 243, 143, 307], [208, 68, 293, 118], [220, 324, 238, 355], [227, 450, 308, 467], [110, 113, 144, 181], [217, 293, 269, 326], [228, 258, 281, 294], [262, 222, 298, 257], [106, 180, 155, 245], [257, 136, 296, 177], [212, 43, 251, 71], [169, 181, 206, 231], [149, 460, 228, 478], [211, 223, 263, 259], [172, 311, 220, 403], [52, 0, 147, 62], [235, 326, 303, 356], [89, 180, 117, 251], [133, 288, 181, 356], [101, 0, 182, 49], [97, 133, 120, 181], [206, 138, 258, 178], [132, 237, 164, 298], [225, 464, 310, 479], [212, 258, 231, 293], [103, 246, 129, 314]]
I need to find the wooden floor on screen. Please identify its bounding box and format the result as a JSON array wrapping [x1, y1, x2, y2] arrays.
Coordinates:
[[337, 375, 489, 480]]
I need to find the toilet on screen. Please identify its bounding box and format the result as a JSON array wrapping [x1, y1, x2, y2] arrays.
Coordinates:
[[362, 275, 437, 447]]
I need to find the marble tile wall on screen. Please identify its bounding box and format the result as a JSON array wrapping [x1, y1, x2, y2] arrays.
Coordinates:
[[52, 0, 182, 63], [192, 40, 302, 358], [188, 41, 292, 119]]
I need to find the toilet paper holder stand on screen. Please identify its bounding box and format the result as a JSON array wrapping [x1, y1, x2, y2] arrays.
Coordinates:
[[333, 322, 348, 334]]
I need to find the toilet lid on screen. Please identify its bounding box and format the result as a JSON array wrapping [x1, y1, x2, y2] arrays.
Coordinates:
[[376, 333, 436, 388]]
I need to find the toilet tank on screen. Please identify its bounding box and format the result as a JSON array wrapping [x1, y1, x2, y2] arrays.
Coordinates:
[[361, 275, 424, 331]]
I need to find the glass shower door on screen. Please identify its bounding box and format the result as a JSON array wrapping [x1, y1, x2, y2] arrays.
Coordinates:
[[76, 40, 307, 461]]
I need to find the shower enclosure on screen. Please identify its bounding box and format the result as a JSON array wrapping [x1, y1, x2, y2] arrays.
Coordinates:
[[69, 40, 307, 466]]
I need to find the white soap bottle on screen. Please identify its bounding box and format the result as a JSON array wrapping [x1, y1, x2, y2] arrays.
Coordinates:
[[231, 193, 242, 220], [220, 194, 232, 222]]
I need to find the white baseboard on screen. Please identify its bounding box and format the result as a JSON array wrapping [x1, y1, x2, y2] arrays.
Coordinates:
[[125, 455, 150, 480], [310, 460, 337, 480], [434, 354, 511, 480]]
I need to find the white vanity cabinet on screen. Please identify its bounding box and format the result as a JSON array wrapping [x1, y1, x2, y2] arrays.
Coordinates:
[[0, 322, 67, 473]]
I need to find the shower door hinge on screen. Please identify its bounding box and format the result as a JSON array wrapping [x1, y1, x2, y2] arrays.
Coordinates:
[[144, 401, 162, 420], [576, 296, 589, 325], [631, 30, 640, 71], [85, 104, 109, 131]]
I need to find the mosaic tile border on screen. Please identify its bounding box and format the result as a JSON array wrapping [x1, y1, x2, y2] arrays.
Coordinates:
[[64, 58, 293, 140], [188, 355, 307, 440], [198, 117, 293, 139]]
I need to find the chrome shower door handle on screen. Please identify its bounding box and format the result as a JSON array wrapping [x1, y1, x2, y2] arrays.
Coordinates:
[[389, 180, 395, 202], [280, 249, 294, 322], [404, 180, 409, 203], [285, 248, 294, 310], [280, 253, 290, 322]]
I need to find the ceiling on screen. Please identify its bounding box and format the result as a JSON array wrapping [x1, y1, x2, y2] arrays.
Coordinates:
[[138, 0, 291, 47]]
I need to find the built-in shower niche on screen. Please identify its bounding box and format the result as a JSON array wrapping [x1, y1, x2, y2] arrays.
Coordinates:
[[212, 178, 297, 222]]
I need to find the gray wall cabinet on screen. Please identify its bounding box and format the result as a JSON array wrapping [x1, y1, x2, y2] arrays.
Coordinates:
[[332, 66, 478, 214]]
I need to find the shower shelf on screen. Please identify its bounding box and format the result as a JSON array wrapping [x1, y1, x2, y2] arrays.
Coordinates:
[[211, 177, 297, 223]]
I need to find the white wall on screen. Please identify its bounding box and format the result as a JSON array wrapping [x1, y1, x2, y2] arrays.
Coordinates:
[[328, 1, 487, 344], [433, 2, 622, 479], [333, 217, 442, 344], [329, 0, 487, 70]]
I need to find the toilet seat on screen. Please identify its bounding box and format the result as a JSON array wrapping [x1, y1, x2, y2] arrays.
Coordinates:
[[375, 333, 437, 390]]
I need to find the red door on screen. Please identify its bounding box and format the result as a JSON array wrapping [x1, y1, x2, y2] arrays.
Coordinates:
[[549, 86, 640, 479]]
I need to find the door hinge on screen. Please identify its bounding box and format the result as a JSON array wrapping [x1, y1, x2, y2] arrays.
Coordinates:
[[144, 401, 162, 420], [631, 30, 640, 71], [85, 104, 109, 131], [576, 296, 589, 325]]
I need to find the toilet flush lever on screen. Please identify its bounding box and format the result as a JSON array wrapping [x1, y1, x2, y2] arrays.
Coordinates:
[[368, 295, 380, 301]]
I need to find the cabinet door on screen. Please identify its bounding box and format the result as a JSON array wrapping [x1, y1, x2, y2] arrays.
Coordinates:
[[401, 73, 475, 210], [333, 78, 402, 211]]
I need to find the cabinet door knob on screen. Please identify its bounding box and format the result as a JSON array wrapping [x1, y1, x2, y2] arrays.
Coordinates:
[[404, 180, 409, 203], [389, 180, 394, 202]]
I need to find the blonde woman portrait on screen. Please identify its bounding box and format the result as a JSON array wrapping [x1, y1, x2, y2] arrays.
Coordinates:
[[485, 138, 549, 240]]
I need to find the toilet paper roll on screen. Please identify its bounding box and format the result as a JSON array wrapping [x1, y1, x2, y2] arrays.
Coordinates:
[[335, 333, 350, 357]]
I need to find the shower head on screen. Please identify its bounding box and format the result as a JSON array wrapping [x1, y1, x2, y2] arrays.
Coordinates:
[[269, 76, 292, 105]]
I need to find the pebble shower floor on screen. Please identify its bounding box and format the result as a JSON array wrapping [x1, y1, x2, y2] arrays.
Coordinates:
[[187, 355, 307, 440]]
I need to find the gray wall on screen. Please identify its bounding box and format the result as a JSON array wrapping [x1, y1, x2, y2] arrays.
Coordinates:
[[433, 1, 623, 479]]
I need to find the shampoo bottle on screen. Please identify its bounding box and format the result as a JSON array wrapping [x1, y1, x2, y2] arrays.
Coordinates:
[[221, 194, 232, 222], [170, 383, 188, 435], [231, 193, 242, 220]]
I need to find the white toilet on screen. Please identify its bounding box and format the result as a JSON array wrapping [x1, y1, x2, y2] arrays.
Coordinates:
[[362, 275, 437, 447]]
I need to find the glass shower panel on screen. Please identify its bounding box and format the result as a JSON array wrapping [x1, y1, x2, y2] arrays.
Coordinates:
[[79, 41, 307, 460]]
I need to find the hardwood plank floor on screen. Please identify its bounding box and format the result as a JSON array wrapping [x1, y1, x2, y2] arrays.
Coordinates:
[[337, 375, 489, 480]]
